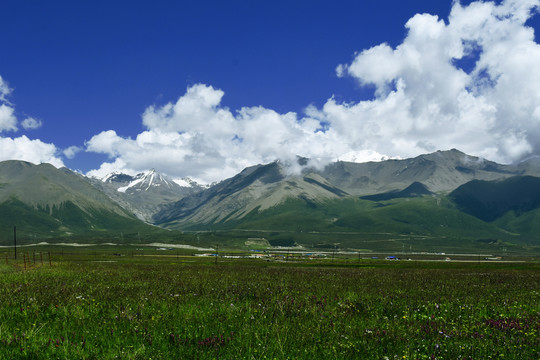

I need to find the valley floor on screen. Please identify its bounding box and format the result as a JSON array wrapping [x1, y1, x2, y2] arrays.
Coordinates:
[[0, 250, 538, 359]]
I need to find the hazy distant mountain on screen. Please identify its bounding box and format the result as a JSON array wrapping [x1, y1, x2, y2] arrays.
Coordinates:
[[0, 160, 154, 240], [90, 169, 204, 222], [153, 149, 540, 229]]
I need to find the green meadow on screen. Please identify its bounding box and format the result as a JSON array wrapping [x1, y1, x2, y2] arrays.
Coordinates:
[[0, 249, 538, 359]]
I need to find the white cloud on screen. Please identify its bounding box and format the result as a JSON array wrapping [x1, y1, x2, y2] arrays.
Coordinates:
[[63, 145, 83, 159], [337, 150, 395, 163], [0, 135, 64, 168], [21, 117, 42, 130], [0, 104, 18, 133], [330, 0, 540, 163], [86, 84, 330, 183], [0, 75, 11, 103], [142, 84, 233, 134], [0, 73, 65, 167], [86, 158, 136, 179], [0, 75, 17, 133], [85, 130, 126, 156], [86, 0, 540, 183]]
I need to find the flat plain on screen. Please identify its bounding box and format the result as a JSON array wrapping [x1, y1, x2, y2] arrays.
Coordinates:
[[0, 248, 538, 359]]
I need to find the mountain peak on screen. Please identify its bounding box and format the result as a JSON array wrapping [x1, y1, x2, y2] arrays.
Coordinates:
[[118, 169, 170, 193]]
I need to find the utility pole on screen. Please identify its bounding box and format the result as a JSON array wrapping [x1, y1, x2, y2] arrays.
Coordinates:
[[13, 226, 17, 260]]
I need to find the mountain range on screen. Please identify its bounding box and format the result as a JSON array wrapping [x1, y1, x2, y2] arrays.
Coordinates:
[[2, 149, 540, 253], [153, 149, 540, 226]]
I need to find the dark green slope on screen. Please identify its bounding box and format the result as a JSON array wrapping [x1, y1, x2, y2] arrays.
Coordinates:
[[449, 176, 540, 221], [360, 181, 433, 201]]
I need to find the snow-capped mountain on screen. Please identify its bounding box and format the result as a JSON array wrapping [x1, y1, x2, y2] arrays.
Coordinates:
[[91, 169, 205, 222], [102, 170, 205, 193], [115, 169, 178, 194]]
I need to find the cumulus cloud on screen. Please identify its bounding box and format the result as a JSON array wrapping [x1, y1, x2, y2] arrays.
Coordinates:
[[0, 73, 64, 167], [332, 0, 540, 163], [0, 135, 64, 167], [1, 75, 44, 133], [0, 75, 12, 103], [0, 104, 18, 132], [63, 146, 83, 159], [0, 75, 17, 132], [21, 117, 42, 130], [86, 0, 540, 183], [85, 85, 330, 183]]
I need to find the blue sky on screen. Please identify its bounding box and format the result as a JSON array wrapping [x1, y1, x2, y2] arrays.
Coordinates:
[[1, 0, 540, 183]]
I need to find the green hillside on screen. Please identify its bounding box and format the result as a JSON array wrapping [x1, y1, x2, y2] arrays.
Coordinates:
[[0, 198, 63, 235], [0, 197, 169, 245], [0, 161, 174, 245], [179, 195, 536, 254], [493, 207, 540, 237]]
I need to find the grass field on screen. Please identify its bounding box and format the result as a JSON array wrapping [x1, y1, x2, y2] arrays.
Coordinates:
[[0, 249, 538, 359]]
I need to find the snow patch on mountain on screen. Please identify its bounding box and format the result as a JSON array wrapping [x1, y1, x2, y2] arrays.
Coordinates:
[[101, 171, 134, 184], [173, 178, 193, 187], [173, 177, 208, 189]]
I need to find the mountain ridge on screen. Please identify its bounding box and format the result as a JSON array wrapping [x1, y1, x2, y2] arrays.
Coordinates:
[[318, 149, 534, 195], [154, 149, 540, 229], [3, 150, 540, 252]]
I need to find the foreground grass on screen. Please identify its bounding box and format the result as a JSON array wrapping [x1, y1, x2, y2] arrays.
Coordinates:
[[0, 257, 538, 359]]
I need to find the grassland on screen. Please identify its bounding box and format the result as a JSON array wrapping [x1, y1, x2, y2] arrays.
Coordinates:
[[0, 249, 538, 359]]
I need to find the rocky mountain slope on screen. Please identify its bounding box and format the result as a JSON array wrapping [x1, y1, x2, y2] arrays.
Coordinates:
[[319, 149, 539, 195], [152, 161, 349, 227], [153, 149, 540, 229]]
